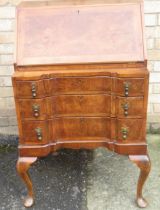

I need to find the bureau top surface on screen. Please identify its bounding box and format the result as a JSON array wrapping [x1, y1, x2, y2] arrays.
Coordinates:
[[16, 0, 146, 66]]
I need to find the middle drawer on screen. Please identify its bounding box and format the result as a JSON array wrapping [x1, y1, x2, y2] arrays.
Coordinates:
[[18, 94, 111, 119], [18, 95, 144, 120]]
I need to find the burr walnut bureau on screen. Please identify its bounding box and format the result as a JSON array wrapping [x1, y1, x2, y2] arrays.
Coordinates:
[[12, 0, 151, 208]]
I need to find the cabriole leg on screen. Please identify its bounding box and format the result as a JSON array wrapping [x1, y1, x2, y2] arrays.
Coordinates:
[[129, 155, 151, 208], [16, 157, 37, 208]]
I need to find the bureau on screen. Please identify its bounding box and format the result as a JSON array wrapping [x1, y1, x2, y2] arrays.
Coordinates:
[[12, 0, 151, 208]]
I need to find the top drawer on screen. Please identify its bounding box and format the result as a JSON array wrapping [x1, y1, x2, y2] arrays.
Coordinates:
[[14, 80, 46, 98], [116, 78, 144, 96], [51, 76, 111, 94], [13, 76, 145, 98]]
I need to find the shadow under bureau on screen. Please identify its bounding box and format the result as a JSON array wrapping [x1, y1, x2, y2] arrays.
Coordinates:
[[12, 0, 151, 208]]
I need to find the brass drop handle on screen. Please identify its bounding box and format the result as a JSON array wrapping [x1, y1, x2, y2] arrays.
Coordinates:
[[35, 128, 42, 141], [121, 127, 128, 140], [31, 83, 37, 98], [124, 82, 130, 97], [122, 103, 129, 116], [32, 104, 40, 117]]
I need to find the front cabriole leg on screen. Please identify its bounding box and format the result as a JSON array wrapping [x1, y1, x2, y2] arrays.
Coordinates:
[[129, 155, 151, 208], [16, 157, 37, 208]]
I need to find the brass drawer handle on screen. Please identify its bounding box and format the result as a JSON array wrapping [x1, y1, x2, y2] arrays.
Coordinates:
[[121, 127, 128, 140], [124, 82, 131, 97], [121, 103, 129, 116], [32, 104, 40, 117], [35, 128, 42, 141], [31, 83, 37, 98]]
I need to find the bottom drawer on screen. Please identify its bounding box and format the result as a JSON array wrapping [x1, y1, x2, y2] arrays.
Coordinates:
[[20, 118, 146, 145], [117, 119, 145, 143], [21, 120, 52, 145]]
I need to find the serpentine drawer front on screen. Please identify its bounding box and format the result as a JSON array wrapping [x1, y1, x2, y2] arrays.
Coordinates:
[[13, 0, 151, 209]]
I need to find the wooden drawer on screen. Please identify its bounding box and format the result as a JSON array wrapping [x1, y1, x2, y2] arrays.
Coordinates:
[[21, 120, 52, 145], [117, 119, 145, 143], [116, 97, 144, 118], [51, 94, 111, 116], [54, 117, 111, 141], [15, 80, 46, 98], [18, 98, 49, 120], [51, 76, 111, 94], [116, 78, 144, 96]]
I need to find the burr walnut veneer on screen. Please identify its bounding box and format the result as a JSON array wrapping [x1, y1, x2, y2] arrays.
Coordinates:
[[13, 0, 151, 208]]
